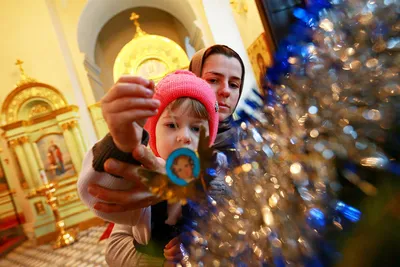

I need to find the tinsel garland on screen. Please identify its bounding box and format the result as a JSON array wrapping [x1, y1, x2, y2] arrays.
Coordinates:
[[185, 0, 399, 266]]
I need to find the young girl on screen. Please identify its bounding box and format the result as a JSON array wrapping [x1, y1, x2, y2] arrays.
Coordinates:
[[77, 70, 220, 264]]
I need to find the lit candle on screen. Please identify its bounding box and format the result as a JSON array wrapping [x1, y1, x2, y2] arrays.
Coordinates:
[[40, 169, 49, 184]]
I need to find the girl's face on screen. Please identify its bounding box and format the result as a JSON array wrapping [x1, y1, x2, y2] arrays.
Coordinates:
[[173, 157, 193, 181], [155, 100, 209, 160], [201, 54, 242, 121]]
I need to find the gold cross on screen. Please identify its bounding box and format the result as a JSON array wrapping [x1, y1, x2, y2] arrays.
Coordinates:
[[15, 59, 23, 66], [129, 12, 146, 38], [15, 59, 26, 76], [130, 12, 139, 22]]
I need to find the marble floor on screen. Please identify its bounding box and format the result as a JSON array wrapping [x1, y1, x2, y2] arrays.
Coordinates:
[[0, 225, 108, 267]]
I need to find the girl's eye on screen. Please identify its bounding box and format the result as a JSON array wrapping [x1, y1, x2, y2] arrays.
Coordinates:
[[166, 123, 177, 129], [191, 126, 200, 132], [207, 78, 218, 84]]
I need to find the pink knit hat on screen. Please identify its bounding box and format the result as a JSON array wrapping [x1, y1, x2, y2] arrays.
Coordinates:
[[144, 70, 219, 157]]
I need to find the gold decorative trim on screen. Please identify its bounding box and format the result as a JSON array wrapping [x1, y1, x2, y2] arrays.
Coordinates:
[[59, 193, 78, 205], [57, 177, 78, 188], [17, 136, 29, 144], [26, 177, 76, 200], [61, 123, 69, 131], [33, 132, 63, 143], [57, 198, 81, 208], [0, 190, 16, 199], [30, 106, 79, 125], [1, 105, 79, 131], [2, 82, 68, 124], [3, 121, 27, 131], [54, 187, 77, 197], [60, 120, 78, 131], [0, 199, 12, 205], [7, 139, 18, 148], [87, 102, 101, 109], [28, 123, 62, 135], [26, 189, 41, 199], [70, 120, 78, 128], [230, 0, 248, 14], [28, 104, 51, 119], [8, 137, 29, 147], [0, 209, 15, 217]]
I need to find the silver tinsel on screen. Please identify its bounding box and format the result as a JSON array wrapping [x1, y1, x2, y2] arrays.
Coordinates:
[[186, 0, 399, 266]]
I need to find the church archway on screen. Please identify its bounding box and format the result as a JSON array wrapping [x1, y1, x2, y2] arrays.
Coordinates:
[[95, 7, 191, 90], [77, 0, 211, 100]]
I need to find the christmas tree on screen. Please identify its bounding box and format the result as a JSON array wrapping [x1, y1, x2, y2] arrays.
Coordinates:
[[186, 0, 399, 266]]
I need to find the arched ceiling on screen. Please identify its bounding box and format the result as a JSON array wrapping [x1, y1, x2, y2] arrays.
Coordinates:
[[77, 0, 199, 62]]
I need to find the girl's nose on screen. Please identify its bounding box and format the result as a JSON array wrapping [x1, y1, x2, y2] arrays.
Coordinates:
[[176, 128, 191, 144]]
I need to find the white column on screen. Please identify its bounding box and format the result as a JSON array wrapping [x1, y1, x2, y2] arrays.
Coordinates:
[[21, 138, 42, 187], [70, 121, 86, 159], [45, 0, 98, 148], [202, 0, 259, 109], [32, 142, 44, 170], [11, 140, 35, 189], [61, 122, 82, 171], [76, 123, 88, 152]]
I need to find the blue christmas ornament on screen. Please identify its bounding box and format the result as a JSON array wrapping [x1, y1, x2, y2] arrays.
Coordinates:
[[307, 208, 326, 230], [307, 0, 332, 14], [206, 168, 216, 177], [293, 8, 319, 27], [335, 201, 361, 223]]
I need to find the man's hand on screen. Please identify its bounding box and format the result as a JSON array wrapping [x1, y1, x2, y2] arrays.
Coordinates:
[[88, 145, 166, 212]]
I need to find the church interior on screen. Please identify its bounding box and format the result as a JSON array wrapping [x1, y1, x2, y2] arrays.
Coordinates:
[[1, 0, 399, 266], [0, 0, 295, 265]]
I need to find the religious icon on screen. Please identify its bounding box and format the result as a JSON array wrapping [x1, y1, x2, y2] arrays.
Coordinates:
[[166, 148, 200, 186], [34, 201, 46, 215], [37, 134, 76, 181], [47, 140, 65, 176], [247, 32, 273, 91]]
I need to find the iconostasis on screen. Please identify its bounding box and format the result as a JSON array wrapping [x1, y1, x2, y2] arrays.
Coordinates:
[[0, 67, 96, 244]]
